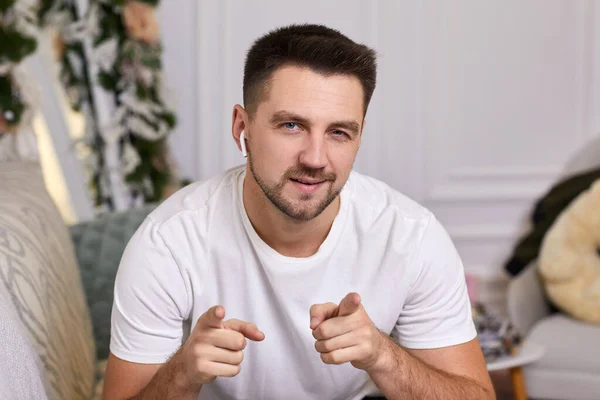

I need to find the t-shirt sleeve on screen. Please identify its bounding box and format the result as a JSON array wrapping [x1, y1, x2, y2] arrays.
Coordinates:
[[110, 216, 191, 364], [391, 215, 477, 349]]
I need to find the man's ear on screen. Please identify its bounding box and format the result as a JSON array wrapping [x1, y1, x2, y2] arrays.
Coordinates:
[[232, 105, 248, 154]]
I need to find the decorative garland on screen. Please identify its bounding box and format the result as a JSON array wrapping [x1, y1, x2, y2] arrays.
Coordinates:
[[0, 0, 38, 133], [1, 0, 178, 210], [85, 0, 178, 206]]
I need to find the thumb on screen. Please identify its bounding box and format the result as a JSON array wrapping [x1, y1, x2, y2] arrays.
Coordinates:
[[337, 292, 362, 317], [198, 305, 225, 329], [224, 319, 265, 342]]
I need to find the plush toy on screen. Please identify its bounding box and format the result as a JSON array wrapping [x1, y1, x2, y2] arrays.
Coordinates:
[[538, 179, 600, 323]]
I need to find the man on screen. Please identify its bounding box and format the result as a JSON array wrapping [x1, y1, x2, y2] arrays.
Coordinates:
[[103, 24, 495, 400]]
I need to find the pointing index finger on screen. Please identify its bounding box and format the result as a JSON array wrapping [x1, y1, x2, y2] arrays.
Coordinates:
[[224, 319, 265, 341]]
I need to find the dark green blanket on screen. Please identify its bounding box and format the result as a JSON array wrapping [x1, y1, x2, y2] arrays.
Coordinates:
[[505, 167, 600, 277]]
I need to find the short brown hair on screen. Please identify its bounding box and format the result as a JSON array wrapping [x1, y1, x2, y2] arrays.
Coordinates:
[[243, 24, 377, 117]]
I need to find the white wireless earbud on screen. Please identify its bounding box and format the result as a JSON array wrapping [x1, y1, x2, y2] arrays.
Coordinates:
[[240, 131, 248, 158]]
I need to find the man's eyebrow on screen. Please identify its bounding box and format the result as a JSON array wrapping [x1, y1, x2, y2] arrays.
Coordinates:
[[269, 111, 310, 126], [330, 120, 361, 135], [270, 110, 361, 135]]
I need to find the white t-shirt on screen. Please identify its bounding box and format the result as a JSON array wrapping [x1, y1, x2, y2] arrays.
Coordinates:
[[110, 166, 476, 400]]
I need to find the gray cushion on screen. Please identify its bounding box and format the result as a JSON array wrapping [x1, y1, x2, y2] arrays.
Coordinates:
[[0, 161, 96, 400], [527, 314, 600, 373], [525, 368, 600, 400], [70, 205, 155, 360]]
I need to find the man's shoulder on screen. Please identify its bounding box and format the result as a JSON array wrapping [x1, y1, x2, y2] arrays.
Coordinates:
[[147, 165, 243, 227], [347, 170, 431, 221]]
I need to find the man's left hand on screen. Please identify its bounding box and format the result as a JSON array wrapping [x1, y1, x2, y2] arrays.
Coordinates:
[[310, 292, 386, 371]]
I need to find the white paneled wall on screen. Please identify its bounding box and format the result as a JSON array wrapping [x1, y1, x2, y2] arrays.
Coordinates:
[[159, 0, 600, 313]]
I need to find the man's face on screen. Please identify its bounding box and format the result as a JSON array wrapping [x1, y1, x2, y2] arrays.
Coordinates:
[[246, 65, 364, 221]]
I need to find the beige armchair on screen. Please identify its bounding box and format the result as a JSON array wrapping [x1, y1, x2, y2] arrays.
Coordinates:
[[507, 135, 600, 400]]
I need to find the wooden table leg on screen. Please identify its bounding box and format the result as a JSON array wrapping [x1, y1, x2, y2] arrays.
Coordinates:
[[510, 366, 528, 400]]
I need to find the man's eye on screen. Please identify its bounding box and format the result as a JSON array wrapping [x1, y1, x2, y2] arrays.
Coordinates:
[[332, 130, 347, 137], [283, 122, 298, 130]]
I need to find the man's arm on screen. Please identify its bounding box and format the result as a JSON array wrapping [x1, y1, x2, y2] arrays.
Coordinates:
[[367, 334, 495, 400], [102, 350, 198, 400], [311, 294, 494, 400], [103, 306, 264, 400]]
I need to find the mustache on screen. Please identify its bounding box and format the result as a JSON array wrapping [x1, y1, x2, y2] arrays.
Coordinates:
[[283, 165, 336, 182]]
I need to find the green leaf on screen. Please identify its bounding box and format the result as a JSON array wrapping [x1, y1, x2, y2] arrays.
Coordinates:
[[160, 111, 177, 129], [122, 0, 160, 6], [0, 0, 16, 13], [97, 71, 118, 90], [37, 0, 56, 21], [0, 27, 38, 63], [136, 82, 150, 99], [142, 57, 161, 69]]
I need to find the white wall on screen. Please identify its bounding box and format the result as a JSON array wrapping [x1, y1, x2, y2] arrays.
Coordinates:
[[159, 0, 600, 313]]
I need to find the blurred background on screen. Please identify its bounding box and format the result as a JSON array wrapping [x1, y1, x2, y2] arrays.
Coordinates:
[[29, 0, 600, 312], [1, 1, 599, 399]]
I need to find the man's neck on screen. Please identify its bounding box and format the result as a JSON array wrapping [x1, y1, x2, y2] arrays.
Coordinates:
[[242, 170, 340, 258]]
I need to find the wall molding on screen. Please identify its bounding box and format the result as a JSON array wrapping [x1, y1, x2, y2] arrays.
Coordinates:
[[574, 0, 594, 144], [427, 182, 551, 202], [450, 166, 562, 180], [446, 224, 521, 241], [195, 0, 226, 181], [421, 1, 594, 206]]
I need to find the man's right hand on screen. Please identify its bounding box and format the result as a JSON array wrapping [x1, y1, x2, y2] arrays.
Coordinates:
[[182, 305, 265, 390]]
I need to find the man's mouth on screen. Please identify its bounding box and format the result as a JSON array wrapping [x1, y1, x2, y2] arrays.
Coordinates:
[[290, 177, 326, 185], [289, 177, 329, 194]]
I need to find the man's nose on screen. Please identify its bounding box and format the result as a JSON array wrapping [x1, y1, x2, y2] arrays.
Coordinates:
[[299, 134, 328, 169]]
